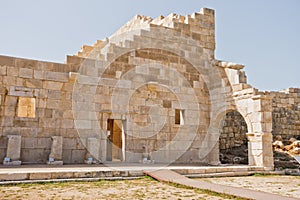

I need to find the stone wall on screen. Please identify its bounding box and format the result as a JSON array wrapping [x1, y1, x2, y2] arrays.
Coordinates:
[[0, 8, 279, 168], [219, 110, 248, 150], [0, 50, 212, 164], [267, 88, 300, 141], [0, 55, 82, 164], [218, 88, 300, 152], [0, 8, 216, 164], [91, 47, 212, 163]]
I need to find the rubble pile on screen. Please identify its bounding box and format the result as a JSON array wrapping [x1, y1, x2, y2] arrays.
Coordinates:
[[273, 136, 300, 169], [273, 136, 300, 155]]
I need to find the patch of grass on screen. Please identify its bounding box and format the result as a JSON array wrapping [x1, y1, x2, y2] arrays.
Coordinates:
[[251, 173, 269, 177], [92, 180, 110, 186], [142, 175, 157, 181], [199, 189, 252, 200], [289, 189, 297, 192], [181, 194, 194, 198]]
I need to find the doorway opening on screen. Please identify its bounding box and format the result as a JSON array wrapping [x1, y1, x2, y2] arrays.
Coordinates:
[[106, 119, 125, 161], [219, 110, 248, 164]]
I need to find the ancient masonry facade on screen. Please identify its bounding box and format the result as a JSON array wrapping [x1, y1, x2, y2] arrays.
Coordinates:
[[220, 89, 300, 151], [0, 8, 297, 169]]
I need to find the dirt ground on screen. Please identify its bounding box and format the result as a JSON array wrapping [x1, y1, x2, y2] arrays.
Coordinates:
[[200, 175, 300, 199], [0, 175, 299, 200], [0, 177, 241, 200]]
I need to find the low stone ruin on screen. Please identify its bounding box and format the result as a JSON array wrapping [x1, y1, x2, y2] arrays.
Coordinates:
[[273, 136, 300, 169], [273, 136, 300, 156]]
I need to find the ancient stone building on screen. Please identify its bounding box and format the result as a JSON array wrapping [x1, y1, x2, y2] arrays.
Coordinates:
[[0, 8, 297, 169]]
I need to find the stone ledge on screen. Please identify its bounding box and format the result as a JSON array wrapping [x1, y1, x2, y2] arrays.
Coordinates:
[[0, 173, 29, 181], [0, 165, 272, 182]]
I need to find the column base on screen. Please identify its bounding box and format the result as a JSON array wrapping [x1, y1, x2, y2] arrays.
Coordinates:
[[208, 161, 221, 166], [3, 160, 22, 166], [47, 161, 63, 165], [84, 158, 102, 165]]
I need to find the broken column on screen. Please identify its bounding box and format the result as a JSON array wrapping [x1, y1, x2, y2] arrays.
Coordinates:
[[47, 136, 63, 165], [3, 135, 22, 165], [85, 137, 101, 164]]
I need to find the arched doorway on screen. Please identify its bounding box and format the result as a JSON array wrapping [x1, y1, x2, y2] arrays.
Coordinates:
[[219, 110, 248, 164]]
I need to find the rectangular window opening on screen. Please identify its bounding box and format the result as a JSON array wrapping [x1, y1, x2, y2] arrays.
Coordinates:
[[17, 97, 36, 118], [175, 109, 184, 125]]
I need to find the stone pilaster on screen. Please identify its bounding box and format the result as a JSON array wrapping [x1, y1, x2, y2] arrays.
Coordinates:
[[47, 136, 63, 165], [3, 135, 22, 165], [85, 137, 101, 164]]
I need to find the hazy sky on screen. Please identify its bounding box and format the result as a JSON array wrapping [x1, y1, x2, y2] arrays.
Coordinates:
[[0, 0, 299, 91]]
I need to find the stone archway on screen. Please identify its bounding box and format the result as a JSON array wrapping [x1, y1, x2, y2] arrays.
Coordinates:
[[219, 110, 249, 164], [233, 95, 274, 170]]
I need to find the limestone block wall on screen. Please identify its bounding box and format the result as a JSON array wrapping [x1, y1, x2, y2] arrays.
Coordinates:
[[77, 8, 215, 59], [0, 48, 213, 164], [219, 110, 248, 150], [82, 47, 212, 164], [218, 88, 300, 151], [0, 55, 84, 164], [264, 88, 300, 141], [0, 8, 283, 168], [0, 8, 218, 164]]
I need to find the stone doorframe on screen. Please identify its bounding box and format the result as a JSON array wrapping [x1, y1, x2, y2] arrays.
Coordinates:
[[100, 112, 126, 162]]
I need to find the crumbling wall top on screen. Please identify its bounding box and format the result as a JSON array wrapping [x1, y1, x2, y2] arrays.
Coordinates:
[[216, 61, 245, 70], [76, 7, 216, 57]]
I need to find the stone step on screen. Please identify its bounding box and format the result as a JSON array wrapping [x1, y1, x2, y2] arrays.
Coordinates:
[[0, 164, 269, 182]]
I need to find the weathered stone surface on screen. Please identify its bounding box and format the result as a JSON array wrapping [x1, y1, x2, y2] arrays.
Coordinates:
[[7, 66, 19, 76], [85, 137, 100, 164], [48, 136, 63, 164], [9, 86, 34, 97], [19, 68, 33, 78], [44, 81, 63, 90], [219, 110, 248, 151], [273, 140, 284, 149], [0, 65, 7, 75], [6, 135, 21, 160], [29, 172, 51, 180], [3, 135, 22, 165], [0, 173, 28, 181], [269, 89, 300, 140], [45, 71, 69, 82], [0, 8, 297, 168]]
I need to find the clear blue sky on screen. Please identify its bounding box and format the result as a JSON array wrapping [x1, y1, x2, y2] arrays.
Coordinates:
[[0, 0, 299, 91]]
